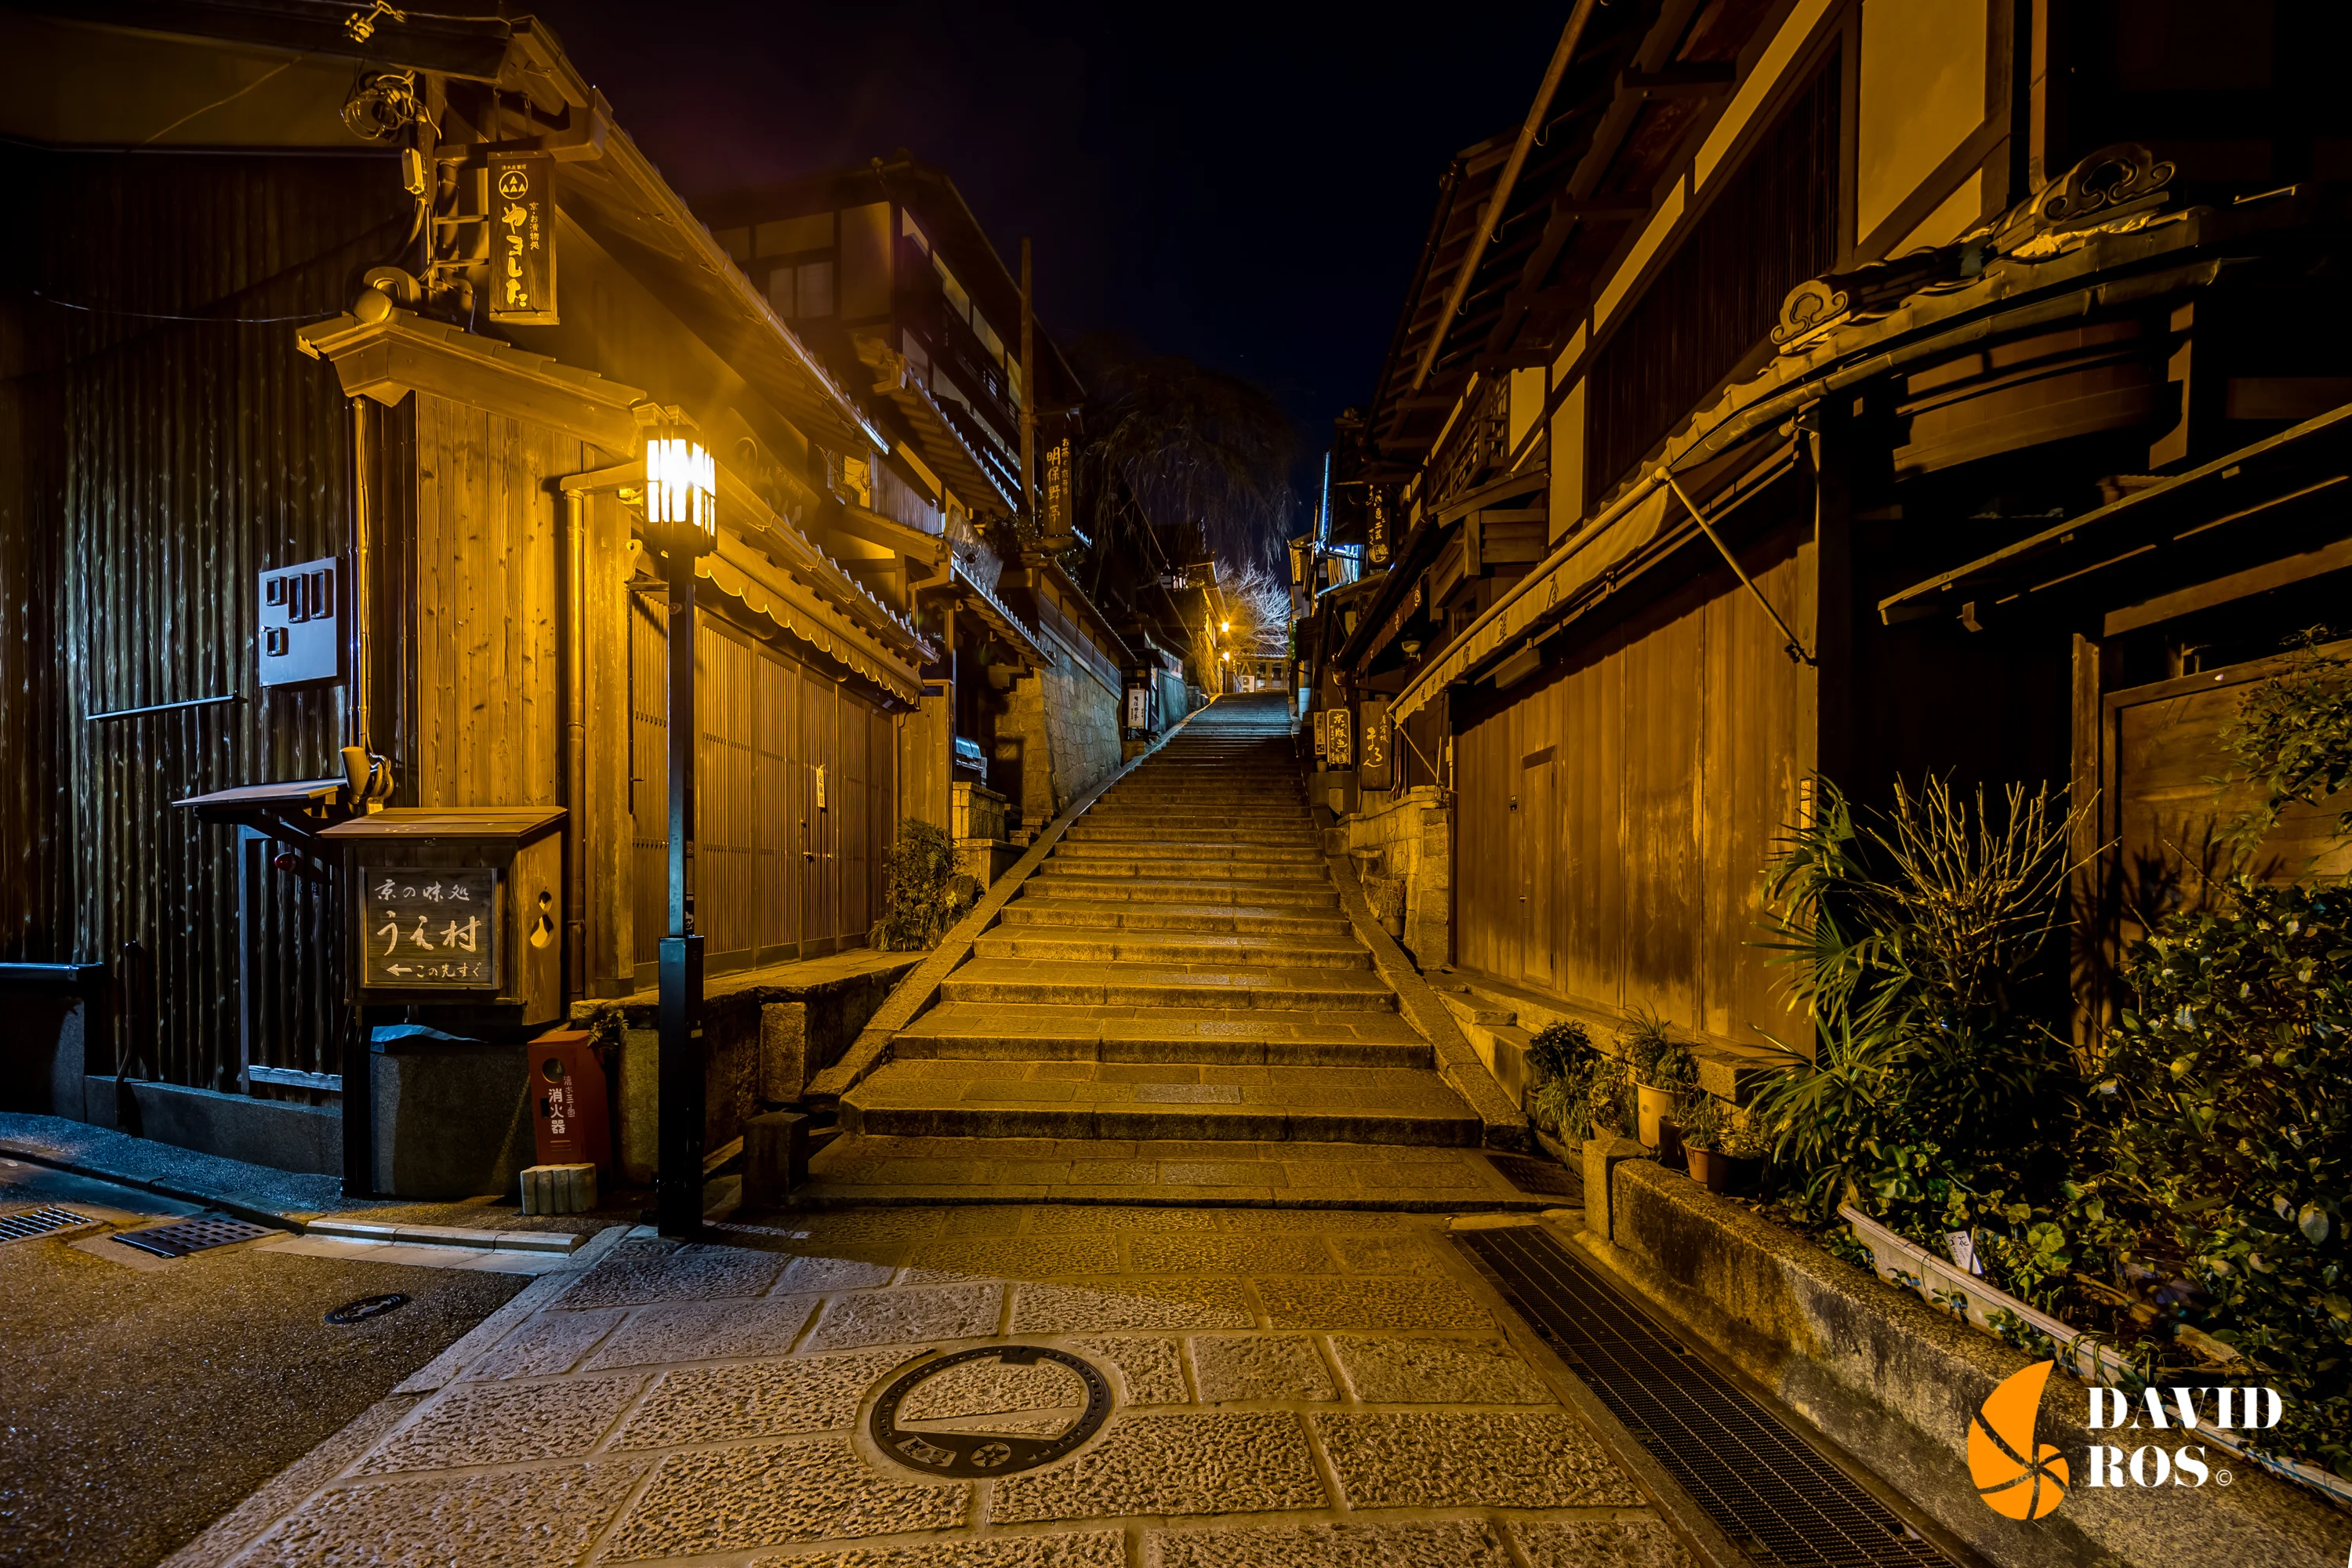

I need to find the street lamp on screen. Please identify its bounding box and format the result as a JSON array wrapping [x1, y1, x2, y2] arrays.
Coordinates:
[[643, 418, 717, 1237]]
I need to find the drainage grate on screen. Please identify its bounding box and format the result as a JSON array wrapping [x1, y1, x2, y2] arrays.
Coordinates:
[[1484, 1152, 1583, 1200], [112, 1215, 277, 1259], [1457, 1225, 1948, 1568], [0, 1207, 94, 1245]]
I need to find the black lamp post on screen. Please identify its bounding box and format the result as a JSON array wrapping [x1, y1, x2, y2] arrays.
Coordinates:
[[644, 423, 717, 1236]]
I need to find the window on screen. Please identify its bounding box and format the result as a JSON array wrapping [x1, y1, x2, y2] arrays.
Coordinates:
[[901, 210, 931, 252], [937, 260, 972, 325], [797, 260, 834, 319], [756, 212, 833, 258], [766, 265, 794, 315]]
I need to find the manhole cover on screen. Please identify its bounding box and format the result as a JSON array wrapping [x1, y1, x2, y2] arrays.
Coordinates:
[[869, 1346, 1110, 1478], [325, 1292, 411, 1325], [1485, 1152, 1581, 1198], [112, 1215, 276, 1258], [0, 1207, 95, 1245]]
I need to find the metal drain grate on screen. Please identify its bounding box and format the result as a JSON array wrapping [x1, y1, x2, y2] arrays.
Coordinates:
[[1484, 1152, 1583, 1200], [0, 1207, 94, 1244], [1457, 1225, 1948, 1568], [112, 1215, 276, 1259]]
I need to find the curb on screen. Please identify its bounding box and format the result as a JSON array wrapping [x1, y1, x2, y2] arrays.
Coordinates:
[[0, 1135, 309, 1233]]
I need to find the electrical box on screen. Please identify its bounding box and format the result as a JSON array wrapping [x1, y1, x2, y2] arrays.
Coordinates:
[[259, 557, 341, 686]]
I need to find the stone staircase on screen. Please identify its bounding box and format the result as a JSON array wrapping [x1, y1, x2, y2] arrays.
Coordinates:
[[835, 693, 1483, 1153]]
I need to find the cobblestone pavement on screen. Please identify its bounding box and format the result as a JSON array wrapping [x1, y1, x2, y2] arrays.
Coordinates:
[[171, 1206, 1695, 1568]]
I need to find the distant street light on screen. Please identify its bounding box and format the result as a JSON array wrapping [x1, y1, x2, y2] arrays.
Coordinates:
[[644, 421, 717, 1237]]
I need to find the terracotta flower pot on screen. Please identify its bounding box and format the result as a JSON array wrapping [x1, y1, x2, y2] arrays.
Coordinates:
[[1636, 1083, 1675, 1147], [1686, 1147, 1731, 1192]]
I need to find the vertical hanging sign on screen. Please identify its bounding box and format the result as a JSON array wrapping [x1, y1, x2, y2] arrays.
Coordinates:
[[488, 151, 558, 325], [1042, 437, 1073, 539]]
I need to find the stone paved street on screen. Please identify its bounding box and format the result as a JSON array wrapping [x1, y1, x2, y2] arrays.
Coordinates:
[[169, 1206, 1693, 1568]]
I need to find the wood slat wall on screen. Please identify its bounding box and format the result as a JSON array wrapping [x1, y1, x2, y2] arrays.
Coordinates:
[[1456, 521, 1813, 1049]]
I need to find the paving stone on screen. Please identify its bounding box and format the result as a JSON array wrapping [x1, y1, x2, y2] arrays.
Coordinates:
[[602, 1439, 968, 1560], [1327, 1335, 1555, 1404], [1129, 1233, 1337, 1274], [899, 1354, 1090, 1425], [781, 1254, 902, 1292], [940, 1207, 1029, 1236], [1312, 1412, 1638, 1509], [1188, 1335, 1336, 1402], [905, 1236, 1121, 1283], [990, 1413, 1325, 1523], [1029, 1205, 1215, 1233], [1152, 1519, 1514, 1568], [808, 1283, 1004, 1350], [1511, 1520, 1697, 1568], [1067, 1334, 1186, 1405], [234, 1461, 645, 1568], [355, 1377, 641, 1474], [1255, 1277, 1491, 1330], [750, 1533, 1127, 1568], [1210, 1207, 1400, 1229], [581, 1298, 821, 1370], [556, 1239, 787, 1308], [612, 1352, 904, 1450], [1012, 1278, 1254, 1333], [457, 1308, 624, 1381], [1327, 1235, 1448, 1273]]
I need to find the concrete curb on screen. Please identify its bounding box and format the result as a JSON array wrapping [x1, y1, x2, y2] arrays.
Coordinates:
[[804, 702, 1210, 1107], [306, 1218, 585, 1254], [1320, 847, 1529, 1151], [0, 1132, 317, 1232], [1578, 1156, 2349, 1568]]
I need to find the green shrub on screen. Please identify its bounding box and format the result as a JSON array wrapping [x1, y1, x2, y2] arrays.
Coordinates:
[[870, 819, 966, 952], [1619, 1008, 1694, 1090], [1679, 1094, 1725, 1152]]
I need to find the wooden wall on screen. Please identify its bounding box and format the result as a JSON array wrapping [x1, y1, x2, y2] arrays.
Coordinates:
[[1456, 521, 1813, 1051]]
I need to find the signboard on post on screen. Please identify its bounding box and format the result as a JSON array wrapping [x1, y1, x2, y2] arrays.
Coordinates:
[[488, 152, 557, 325], [361, 866, 499, 990]]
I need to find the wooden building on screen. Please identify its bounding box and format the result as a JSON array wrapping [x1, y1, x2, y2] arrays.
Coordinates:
[[0, 0, 942, 1179], [1306, 0, 2352, 1072]]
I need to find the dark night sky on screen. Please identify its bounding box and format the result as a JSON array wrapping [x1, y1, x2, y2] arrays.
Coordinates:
[[538, 2, 1566, 484]]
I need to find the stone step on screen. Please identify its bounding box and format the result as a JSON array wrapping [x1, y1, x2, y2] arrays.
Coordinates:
[[1034, 857, 1327, 884], [1064, 822, 1321, 848], [939, 956, 1399, 1012], [998, 898, 1351, 936], [1083, 807, 1312, 825], [840, 1059, 1480, 1145], [1051, 838, 1324, 865], [971, 925, 1370, 970], [1022, 876, 1339, 909], [891, 1001, 1429, 1065]]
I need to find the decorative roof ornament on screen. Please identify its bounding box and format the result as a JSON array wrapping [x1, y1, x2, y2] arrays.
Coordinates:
[[1769, 143, 2179, 358]]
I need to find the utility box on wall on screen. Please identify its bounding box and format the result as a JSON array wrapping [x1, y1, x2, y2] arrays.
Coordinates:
[[319, 807, 567, 1025], [257, 557, 341, 686]]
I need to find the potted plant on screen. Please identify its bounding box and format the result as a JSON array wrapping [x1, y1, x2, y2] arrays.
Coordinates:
[[1621, 1011, 1694, 1149], [1678, 1095, 1730, 1190], [1718, 1112, 1772, 1192]]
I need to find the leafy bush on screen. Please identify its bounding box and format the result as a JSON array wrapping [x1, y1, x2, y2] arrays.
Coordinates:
[[1679, 1094, 1725, 1152], [1621, 1007, 1696, 1091], [1746, 777, 2086, 1244], [870, 819, 967, 952]]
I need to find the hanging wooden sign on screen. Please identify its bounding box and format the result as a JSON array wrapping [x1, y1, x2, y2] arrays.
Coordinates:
[[1326, 705, 1352, 768], [1358, 699, 1390, 789], [1042, 437, 1073, 536], [361, 866, 500, 990], [488, 152, 558, 325]]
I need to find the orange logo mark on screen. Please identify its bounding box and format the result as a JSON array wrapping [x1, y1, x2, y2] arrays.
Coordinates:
[[1969, 1361, 2070, 1519]]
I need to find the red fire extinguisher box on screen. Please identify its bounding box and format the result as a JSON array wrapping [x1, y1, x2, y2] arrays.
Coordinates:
[[527, 1029, 612, 1174]]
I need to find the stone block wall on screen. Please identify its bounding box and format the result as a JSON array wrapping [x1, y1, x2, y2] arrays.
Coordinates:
[[1345, 786, 1451, 968]]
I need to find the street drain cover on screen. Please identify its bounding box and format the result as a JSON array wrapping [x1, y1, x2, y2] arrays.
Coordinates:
[[1484, 1152, 1582, 1199], [870, 1346, 1110, 1478], [0, 1207, 95, 1245], [112, 1215, 276, 1258], [325, 1292, 411, 1325]]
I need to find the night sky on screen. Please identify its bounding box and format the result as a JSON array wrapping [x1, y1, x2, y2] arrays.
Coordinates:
[[540, 2, 1566, 470]]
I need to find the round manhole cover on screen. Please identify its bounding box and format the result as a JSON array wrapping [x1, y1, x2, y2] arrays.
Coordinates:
[[869, 1345, 1110, 1478], [325, 1292, 410, 1325]]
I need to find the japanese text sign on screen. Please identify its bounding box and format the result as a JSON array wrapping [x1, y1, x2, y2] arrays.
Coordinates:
[[361, 866, 499, 990], [487, 153, 557, 325]]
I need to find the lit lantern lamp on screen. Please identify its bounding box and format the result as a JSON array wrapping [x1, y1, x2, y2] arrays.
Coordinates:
[[643, 433, 717, 554]]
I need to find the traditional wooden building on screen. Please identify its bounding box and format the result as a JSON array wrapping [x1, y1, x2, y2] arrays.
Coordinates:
[[0, 0, 942, 1183], [1307, 0, 2352, 1075]]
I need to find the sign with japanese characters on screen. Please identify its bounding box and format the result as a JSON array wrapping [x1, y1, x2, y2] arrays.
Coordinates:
[[361, 866, 499, 990], [1041, 437, 1073, 537], [487, 152, 557, 325]]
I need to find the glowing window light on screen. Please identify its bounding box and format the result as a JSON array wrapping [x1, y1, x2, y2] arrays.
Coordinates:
[[644, 434, 717, 551]]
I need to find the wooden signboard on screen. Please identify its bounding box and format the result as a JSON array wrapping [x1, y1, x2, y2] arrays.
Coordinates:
[[488, 152, 557, 325], [1359, 699, 1391, 789], [1327, 705, 1352, 768], [361, 866, 499, 990], [1042, 437, 1073, 536]]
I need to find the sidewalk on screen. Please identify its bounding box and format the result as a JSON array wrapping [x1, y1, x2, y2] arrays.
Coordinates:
[[169, 1204, 1697, 1568]]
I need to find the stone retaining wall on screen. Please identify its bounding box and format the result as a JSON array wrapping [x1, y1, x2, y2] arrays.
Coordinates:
[[1580, 1153, 2344, 1567]]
